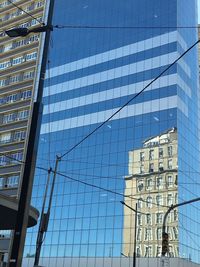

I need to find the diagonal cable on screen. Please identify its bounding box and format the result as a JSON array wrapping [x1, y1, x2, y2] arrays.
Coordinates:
[[60, 38, 200, 159]]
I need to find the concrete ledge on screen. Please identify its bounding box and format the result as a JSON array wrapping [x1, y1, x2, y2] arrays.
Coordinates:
[[0, 193, 39, 230]]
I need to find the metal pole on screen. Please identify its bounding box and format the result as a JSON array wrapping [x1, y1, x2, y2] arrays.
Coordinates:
[[162, 197, 200, 257], [34, 157, 60, 266], [120, 201, 143, 267], [33, 168, 52, 266], [46, 156, 61, 217], [133, 203, 137, 267], [8, 0, 55, 266]]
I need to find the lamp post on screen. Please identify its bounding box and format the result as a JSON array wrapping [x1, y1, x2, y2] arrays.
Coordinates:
[[121, 201, 139, 267], [5, 0, 55, 266], [5, 25, 53, 38], [161, 197, 200, 266]]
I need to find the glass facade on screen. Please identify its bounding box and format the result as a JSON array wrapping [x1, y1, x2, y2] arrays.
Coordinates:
[[24, 0, 200, 266]]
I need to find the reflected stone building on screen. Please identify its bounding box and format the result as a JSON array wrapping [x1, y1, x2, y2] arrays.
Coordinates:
[[123, 128, 179, 258]]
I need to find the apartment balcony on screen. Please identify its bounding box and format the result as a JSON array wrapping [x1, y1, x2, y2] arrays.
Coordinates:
[[0, 193, 39, 230]]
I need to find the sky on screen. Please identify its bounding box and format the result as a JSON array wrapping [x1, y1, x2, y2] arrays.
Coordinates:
[[198, 0, 200, 22]]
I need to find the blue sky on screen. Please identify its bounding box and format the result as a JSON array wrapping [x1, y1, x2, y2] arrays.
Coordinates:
[[198, 0, 200, 22]]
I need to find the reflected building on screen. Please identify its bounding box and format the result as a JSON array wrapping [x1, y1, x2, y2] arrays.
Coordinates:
[[123, 128, 179, 258]]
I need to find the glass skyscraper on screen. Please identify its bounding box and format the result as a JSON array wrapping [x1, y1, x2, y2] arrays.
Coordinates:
[[23, 0, 200, 266]]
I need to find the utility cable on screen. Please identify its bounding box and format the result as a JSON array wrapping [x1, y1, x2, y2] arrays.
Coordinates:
[[54, 25, 200, 30], [7, 0, 45, 26], [0, 153, 169, 208], [48, 167, 169, 208], [60, 38, 200, 159], [0, 150, 199, 209]]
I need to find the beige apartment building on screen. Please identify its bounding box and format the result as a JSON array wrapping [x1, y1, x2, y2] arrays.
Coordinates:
[[123, 128, 179, 258], [0, 0, 47, 263]]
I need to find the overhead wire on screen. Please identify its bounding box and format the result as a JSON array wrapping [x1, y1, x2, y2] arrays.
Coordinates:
[[59, 38, 200, 159], [54, 25, 200, 30], [1, 146, 200, 209], [1, 149, 200, 208], [48, 168, 169, 208]]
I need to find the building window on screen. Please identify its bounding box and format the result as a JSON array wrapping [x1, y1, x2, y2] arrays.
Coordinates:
[[0, 155, 7, 166], [18, 109, 29, 120], [175, 175, 178, 185], [167, 212, 172, 223], [156, 246, 162, 257], [168, 146, 173, 157], [137, 228, 142, 241], [14, 130, 26, 141], [26, 51, 37, 61], [9, 74, 21, 84], [169, 246, 174, 257], [167, 175, 173, 187], [138, 198, 143, 209], [156, 176, 163, 188], [167, 193, 173, 206], [149, 149, 154, 160], [168, 159, 172, 169], [36, 1, 44, 8], [27, 3, 34, 11], [159, 161, 164, 171], [0, 61, 11, 70], [21, 90, 32, 100], [23, 70, 34, 80], [2, 113, 16, 124], [146, 213, 152, 225], [156, 213, 163, 224], [137, 214, 142, 225], [159, 147, 163, 158], [146, 196, 152, 208], [140, 164, 144, 174], [174, 209, 178, 221], [173, 227, 178, 240], [136, 247, 141, 257], [145, 228, 152, 240], [140, 151, 144, 161], [149, 163, 154, 173], [0, 78, 7, 87], [0, 177, 5, 188], [0, 132, 11, 144], [157, 227, 162, 240], [6, 93, 17, 103], [12, 56, 24, 66], [156, 195, 163, 206], [144, 246, 152, 257], [7, 175, 19, 188], [0, 230, 11, 238], [0, 97, 6, 105], [10, 152, 23, 164], [137, 180, 144, 192], [175, 193, 178, 204], [146, 178, 153, 190]]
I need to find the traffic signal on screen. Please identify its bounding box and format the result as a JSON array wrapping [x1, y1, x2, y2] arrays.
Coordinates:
[[162, 232, 169, 256]]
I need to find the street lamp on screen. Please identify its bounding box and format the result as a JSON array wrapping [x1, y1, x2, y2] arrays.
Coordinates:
[[121, 201, 138, 267], [161, 197, 200, 266], [5, 25, 53, 38]]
